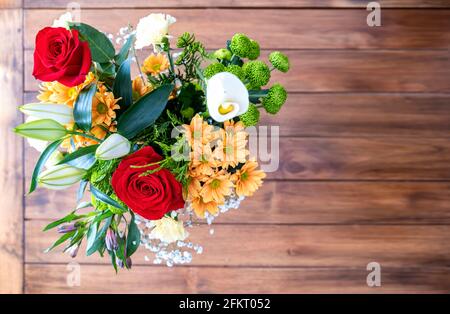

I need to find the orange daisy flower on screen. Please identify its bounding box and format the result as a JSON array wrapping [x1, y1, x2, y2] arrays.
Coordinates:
[[141, 53, 170, 76], [200, 173, 233, 203], [232, 160, 266, 197], [92, 86, 120, 126], [191, 195, 219, 218]]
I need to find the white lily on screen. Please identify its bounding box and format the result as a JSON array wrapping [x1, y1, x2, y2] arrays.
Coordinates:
[[38, 164, 86, 190], [14, 118, 67, 141], [95, 134, 131, 160], [20, 103, 74, 125], [206, 72, 249, 122]]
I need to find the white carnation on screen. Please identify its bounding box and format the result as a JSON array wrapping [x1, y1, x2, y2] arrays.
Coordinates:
[[134, 13, 176, 50], [52, 12, 73, 29]]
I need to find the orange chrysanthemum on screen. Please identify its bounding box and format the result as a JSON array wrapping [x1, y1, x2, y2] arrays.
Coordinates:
[[141, 53, 170, 76], [92, 86, 120, 126], [37, 72, 96, 107], [132, 76, 153, 101], [200, 173, 233, 204], [232, 160, 266, 197], [191, 196, 218, 218]]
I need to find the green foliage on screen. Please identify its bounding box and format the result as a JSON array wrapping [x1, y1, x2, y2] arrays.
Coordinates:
[[243, 60, 271, 88], [239, 104, 260, 127], [269, 51, 290, 73], [74, 83, 97, 132], [203, 63, 225, 79], [175, 32, 207, 82], [247, 40, 261, 60], [225, 64, 245, 81], [262, 83, 288, 114], [113, 58, 133, 114], [230, 33, 252, 58]]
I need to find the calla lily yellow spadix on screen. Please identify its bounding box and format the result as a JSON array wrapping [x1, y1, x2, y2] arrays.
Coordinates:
[[20, 103, 74, 125], [38, 164, 86, 190], [206, 72, 249, 123], [14, 118, 68, 141], [95, 134, 131, 160]]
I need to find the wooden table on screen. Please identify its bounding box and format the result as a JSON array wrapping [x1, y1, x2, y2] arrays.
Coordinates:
[[1, 0, 449, 293]]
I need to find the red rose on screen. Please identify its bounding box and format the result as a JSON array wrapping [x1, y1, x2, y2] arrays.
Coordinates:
[[33, 27, 91, 87], [111, 146, 185, 220]]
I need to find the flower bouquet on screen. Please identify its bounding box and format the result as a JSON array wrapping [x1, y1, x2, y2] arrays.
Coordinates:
[[15, 12, 290, 269]]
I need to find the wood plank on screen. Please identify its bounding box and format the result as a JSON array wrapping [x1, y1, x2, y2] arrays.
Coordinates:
[[24, 92, 450, 138], [24, 9, 450, 49], [26, 222, 450, 268], [23, 0, 450, 9], [0, 7, 23, 294], [23, 136, 450, 182], [24, 264, 450, 293], [24, 49, 450, 92], [24, 179, 450, 224], [271, 137, 450, 180]]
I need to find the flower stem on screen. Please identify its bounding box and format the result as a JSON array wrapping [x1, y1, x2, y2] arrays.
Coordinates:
[[68, 131, 104, 143]]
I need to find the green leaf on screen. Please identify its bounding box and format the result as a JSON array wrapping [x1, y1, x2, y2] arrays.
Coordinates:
[[126, 214, 140, 257], [117, 84, 174, 139], [115, 34, 135, 66], [96, 61, 116, 78], [90, 185, 128, 212], [87, 216, 112, 256], [77, 179, 89, 203], [85, 222, 98, 255], [29, 138, 64, 194], [113, 58, 133, 113], [44, 231, 75, 253], [42, 211, 79, 231], [74, 83, 96, 132], [70, 22, 115, 63], [58, 145, 98, 170]]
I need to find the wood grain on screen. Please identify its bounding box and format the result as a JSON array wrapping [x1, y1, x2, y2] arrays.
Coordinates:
[[24, 9, 450, 49], [24, 49, 450, 92], [24, 92, 450, 138], [23, 136, 450, 182], [24, 181, 450, 224], [26, 222, 450, 268], [0, 7, 23, 293], [23, 0, 450, 9], [25, 264, 450, 293]]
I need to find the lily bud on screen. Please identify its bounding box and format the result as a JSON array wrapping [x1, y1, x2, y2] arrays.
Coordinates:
[[68, 243, 80, 258], [117, 257, 132, 269], [38, 164, 86, 190], [206, 72, 249, 122], [20, 103, 74, 125], [57, 223, 77, 234], [14, 119, 67, 141], [95, 134, 131, 160], [105, 229, 118, 251]]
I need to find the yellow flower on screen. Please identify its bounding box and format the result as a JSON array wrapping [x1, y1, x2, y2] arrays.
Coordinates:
[[232, 160, 266, 197], [132, 76, 153, 101], [183, 114, 218, 148], [37, 72, 96, 107], [200, 173, 233, 203], [141, 53, 169, 76], [191, 196, 218, 218], [92, 86, 120, 126]]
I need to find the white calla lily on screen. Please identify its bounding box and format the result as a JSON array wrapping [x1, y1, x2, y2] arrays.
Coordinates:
[[206, 72, 249, 122], [20, 103, 74, 125], [95, 134, 131, 160], [38, 164, 86, 190]]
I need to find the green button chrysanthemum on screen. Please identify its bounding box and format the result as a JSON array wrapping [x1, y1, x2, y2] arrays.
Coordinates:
[[247, 40, 260, 60], [230, 33, 252, 58], [243, 60, 271, 88], [269, 51, 290, 73], [225, 64, 245, 80], [239, 104, 260, 127], [262, 83, 287, 114], [203, 63, 226, 79], [213, 48, 232, 60]]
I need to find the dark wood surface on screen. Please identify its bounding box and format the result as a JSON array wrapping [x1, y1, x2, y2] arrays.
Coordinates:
[[4, 0, 450, 293]]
